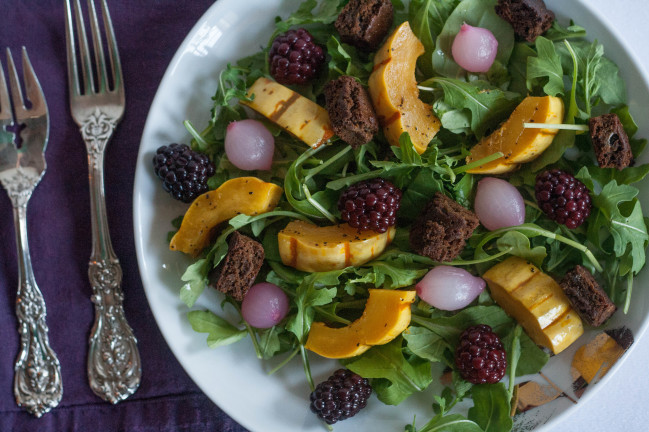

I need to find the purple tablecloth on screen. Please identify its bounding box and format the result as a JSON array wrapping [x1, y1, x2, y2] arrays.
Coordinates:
[[0, 1, 247, 430]]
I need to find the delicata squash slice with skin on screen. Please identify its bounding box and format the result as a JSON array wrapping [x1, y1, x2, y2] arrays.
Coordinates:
[[305, 289, 416, 359], [466, 95, 564, 174], [483, 256, 583, 354], [241, 77, 334, 148], [277, 220, 396, 272], [368, 21, 441, 154], [170, 177, 283, 257]]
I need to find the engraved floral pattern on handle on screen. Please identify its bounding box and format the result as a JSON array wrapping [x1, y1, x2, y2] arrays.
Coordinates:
[[88, 258, 141, 404], [80, 108, 141, 403], [1, 167, 63, 417]]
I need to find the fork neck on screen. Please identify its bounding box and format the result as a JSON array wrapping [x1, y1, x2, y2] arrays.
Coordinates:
[[13, 202, 37, 290], [87, 151, 117, 263]]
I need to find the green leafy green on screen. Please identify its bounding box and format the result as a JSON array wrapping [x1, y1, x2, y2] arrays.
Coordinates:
[[410, 413, 483, 432], [421, 77, 519, 138], [326, 36, 373, 83], [408, 0, 459, 77], [495, 231, 547, 268], [274, 0, 343, 35], [432, 0, 514, 79], [527, 37, 564, 97], [403, 326, 447, 363], [467, 383, 513, 432], [187, 310, 247, 347], [344, 338, 433, 405], [285, 272, 340, 343], [544, 20, 587, 41]]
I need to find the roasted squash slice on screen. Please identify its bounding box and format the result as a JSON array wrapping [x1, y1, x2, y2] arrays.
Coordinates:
[[368, 22, 441, 154], [466, 96, 564, 174], [305, 289, 416, 359], [277, 220, 395, 272], [241, 77, 334, 148], [483, 257, 583, 354], [170, 177, 282, 256]]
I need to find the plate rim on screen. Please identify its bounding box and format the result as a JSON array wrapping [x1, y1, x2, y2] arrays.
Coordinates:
[[133, 0, 649, 431]]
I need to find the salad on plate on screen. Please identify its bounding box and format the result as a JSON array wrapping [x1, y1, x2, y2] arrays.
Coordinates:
[[149, 0, 649, 430]]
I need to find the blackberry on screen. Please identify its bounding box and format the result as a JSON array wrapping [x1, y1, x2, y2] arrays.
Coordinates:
[[152, 143, 215, 203], [337, 178, 402, 233], [535, 169, 591, 229], [310, 369, 372, 425], [269, 28, 325, 85], [455, 324, 507, 384]]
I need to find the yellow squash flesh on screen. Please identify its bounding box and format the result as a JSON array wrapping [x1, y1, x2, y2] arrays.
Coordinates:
[[483, 256, 583, 354], [305, 289, 416, 359], [466, 96, 564, 174], [277, 220, 395, 272], [241, 77, 334, 148], [368, 22, 441, 154], [169, 177, 283, 256]]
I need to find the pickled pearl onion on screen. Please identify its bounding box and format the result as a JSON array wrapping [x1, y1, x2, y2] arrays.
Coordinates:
[[474, 177, 526, 231], [416, 266, 485, 311], [451, 23, 498, 73], [225, 119, 275, 170]]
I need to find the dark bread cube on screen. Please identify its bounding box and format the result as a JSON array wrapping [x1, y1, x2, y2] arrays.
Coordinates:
[[495, 0, 555, 42], [335, 0, 393, 51], [560, 265, 616, 327], [209, 231, 264, 301], [324, 76, 379, 148], [409, 192, 480, 262], [589, 113, 633, 170]]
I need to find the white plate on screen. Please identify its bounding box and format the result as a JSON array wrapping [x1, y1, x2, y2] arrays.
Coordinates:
[[134, 1, 649, 431]]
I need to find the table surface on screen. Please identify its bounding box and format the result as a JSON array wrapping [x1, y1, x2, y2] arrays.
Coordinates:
[[0, 1, 648, 431]]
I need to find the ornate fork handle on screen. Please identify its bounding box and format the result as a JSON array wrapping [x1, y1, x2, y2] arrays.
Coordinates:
[[2, 167, 62, 417], [80, 108, 141, 404]]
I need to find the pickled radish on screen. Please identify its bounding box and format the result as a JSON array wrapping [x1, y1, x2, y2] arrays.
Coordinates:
[[225, 119, 275, 170], [241, 282, 289, 328], [451, 23, 498, 73], [474, 177, 525, 231], [416, 266, 485, 311]]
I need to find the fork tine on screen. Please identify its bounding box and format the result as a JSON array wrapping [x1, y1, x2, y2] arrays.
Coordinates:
[[64, 0, 81, 97], [71, 0, 95, 95], [0, 54, 14, 124], [19, 47, 47, 118], [86, 0, 108, 93], [99, 0, 123, 93], [5, 48, 28, 121]]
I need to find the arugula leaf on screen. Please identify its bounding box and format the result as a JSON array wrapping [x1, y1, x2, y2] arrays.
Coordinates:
[[403, 326, 448, 363], [285, 272, 339, 343], [412, 306, 513, 347], [432, 0, 514, 79], [180, 258, 211, 307], [326, 36, 373, 83], [274, 0, 342, 35], [187, 310, 247, 348], [408, 0, 459, 77], [529, 40, 579, 172], [508, 43, 536, 95], [413, 413, 483, 432], [496, 231, 547, 267], [543, 20, 587, 41], [422, 77, 519, 138], [527, 37, 564, 97], [344, 338, 433, 405], [467, 383, 513, 432], [501, 325, 548, 377], [590, 180, 649, 274]]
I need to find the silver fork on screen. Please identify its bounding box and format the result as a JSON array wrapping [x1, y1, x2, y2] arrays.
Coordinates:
[[0, 47, 62, 417], [64, 0, 141, 404]]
